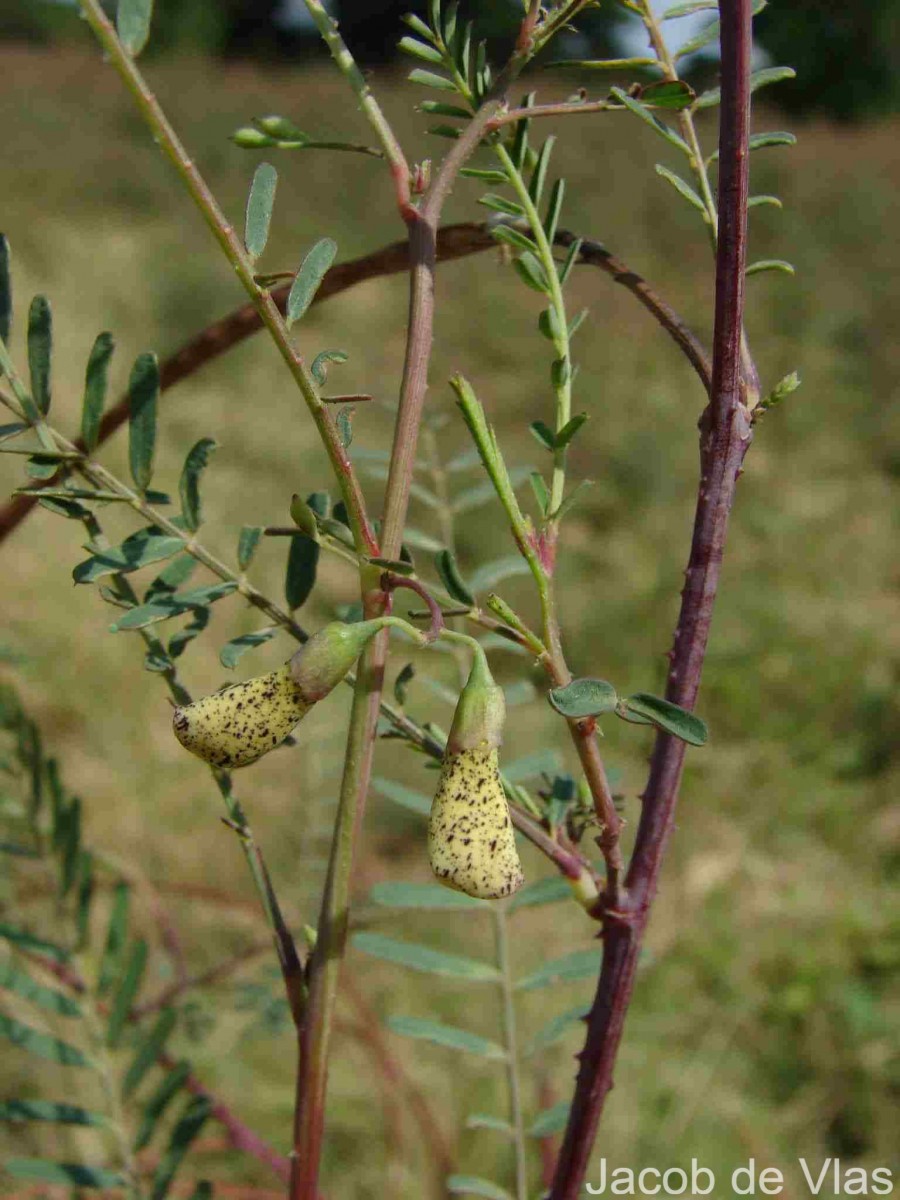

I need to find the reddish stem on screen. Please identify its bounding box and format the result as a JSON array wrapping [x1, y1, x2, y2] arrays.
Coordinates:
[[549, 3, 755, 1195]]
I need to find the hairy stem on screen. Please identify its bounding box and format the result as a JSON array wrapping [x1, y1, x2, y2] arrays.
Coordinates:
[[549, 2, 755, 1194]]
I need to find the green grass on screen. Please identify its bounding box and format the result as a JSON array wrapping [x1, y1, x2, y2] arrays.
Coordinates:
[[1, 42, 898, 1199]]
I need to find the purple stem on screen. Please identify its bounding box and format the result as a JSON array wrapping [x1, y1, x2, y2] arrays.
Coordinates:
[[549, 3, 755, 1195]]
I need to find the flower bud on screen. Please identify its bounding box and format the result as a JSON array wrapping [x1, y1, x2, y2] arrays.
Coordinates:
[[173, 662, 310, 769], [428, 654, 524, 899]]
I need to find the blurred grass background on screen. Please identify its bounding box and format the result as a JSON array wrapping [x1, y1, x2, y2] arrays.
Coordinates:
[[0, 34, 898, 1199]]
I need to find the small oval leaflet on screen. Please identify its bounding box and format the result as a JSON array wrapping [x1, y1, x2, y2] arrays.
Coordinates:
[[619, 692, 708, 746], [548, 677, 618, 719], [117, 0, 154, 57], [244, 163, 278, 261], [287, 238, 338, 328]]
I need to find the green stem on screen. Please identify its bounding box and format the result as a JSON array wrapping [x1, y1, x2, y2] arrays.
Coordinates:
[[299, 0, 414, 219], [292, 639, 383, 1198], [494, 904, 528, 1200], [77, 0, 377, 556], [493, 142, 573, 516]]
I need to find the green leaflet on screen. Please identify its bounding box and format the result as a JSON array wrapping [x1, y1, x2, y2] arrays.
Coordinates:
[[548, 677, 619, 719], [287, 238, 338, 327], [507, 875, 572, 912], [369, 881, 486, 910], [618, 692, 708, 745], [523, 1004, 590, 1057], [81, 332, 115, 453], [516, 946, 603, 991], [237, 525, 264, 570], [0, 1099, 106, 1126], [107, 938, 148, 1048], [530, 1101, 570, 1137], [468, 556, 531, 594], [434, 548, 475, 607], [97, 881, 130, 995], [0, 233, 11, 344], [386, 1015, 507, 1059], [244, 162, 278, 260], [178, 437, 217, 532], [219, 628, 276, 670], [447, 1175, 513, 1200], [4, 1161, 126, 1189], [465, 1113, 514, 1136], [370, 776, 431, 816], [127, 352, 159, 492], [27, 295, 52, 416], [0, 1013, 90, 1067], [0, 921, 69, 962], [117, 0, 154, 56], [122, 1008, 177, 1099], [109, 581, 237, 632], [352, 933, 501, 982], [134, 1060, 191, 1152], [150, 1095, 212, 1200]]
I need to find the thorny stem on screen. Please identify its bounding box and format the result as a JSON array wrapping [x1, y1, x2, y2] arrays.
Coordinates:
[[77, 0, 378, 557], [494, 904, 528, 1200], [549, 3, 755, 1195]]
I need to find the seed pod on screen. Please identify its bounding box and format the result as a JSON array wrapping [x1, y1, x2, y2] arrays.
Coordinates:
[[428, 653, 524, 899], [173, 618, 393, 770], [173, 662, 309, 769]]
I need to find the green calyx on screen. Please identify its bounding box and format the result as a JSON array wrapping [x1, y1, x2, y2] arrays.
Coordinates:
[[289, 618, 392, 704], [447, 651, 506, 756]]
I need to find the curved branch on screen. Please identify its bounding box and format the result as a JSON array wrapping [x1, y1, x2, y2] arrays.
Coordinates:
[[0, 226, 708, 543]]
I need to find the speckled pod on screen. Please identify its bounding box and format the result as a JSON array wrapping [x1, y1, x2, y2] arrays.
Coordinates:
[[428, 653, 524, 899], [428, 746, 524, 899], [172, 663, 310, 769]]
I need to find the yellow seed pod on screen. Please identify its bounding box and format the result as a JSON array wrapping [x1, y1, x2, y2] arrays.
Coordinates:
[[172, 663, 309, 769], [172, 618, 401, 771], [429, 746, 524, 899]]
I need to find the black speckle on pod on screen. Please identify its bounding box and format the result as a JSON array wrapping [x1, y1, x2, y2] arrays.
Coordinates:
[[428, 747, 524, 900], [172, 663, 310, 769]]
